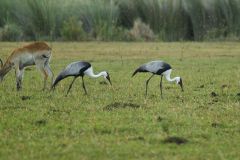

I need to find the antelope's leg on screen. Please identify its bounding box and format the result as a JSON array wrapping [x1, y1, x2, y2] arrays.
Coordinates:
[[15, 67, 24, 91], [35, 59, 49, 90], [42, 69, 48, 90], [44, 63, 54, 86], [36, 65, 48, 90]]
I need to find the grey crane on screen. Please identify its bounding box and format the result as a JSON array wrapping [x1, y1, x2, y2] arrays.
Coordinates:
[[52, 61, 111, 95], [132, 60, 183, 97]]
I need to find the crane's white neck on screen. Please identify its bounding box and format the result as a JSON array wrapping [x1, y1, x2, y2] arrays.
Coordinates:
[[162, 69, 180, 83], [84, 67, 105, 78]]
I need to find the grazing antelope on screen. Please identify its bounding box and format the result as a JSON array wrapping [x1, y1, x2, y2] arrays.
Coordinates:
[[0, 42, 53, 91]]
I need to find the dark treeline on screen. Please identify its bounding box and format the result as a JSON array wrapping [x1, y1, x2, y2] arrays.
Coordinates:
[[0, 0, 240, 41]]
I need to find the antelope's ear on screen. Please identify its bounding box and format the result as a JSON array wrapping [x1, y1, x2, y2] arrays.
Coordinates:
[[0, 59, 3, 68]]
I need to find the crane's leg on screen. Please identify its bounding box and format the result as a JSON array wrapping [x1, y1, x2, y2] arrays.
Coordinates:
[[145, 74, 154, 96], [66, 77, 77, 96], [160, 75, 163, 99], [82, 76, 87, 95]]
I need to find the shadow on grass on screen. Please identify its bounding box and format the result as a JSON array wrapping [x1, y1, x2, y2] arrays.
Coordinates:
[[34, 119, 47, 126], [103, 102, 140, 111], [162, 136, 188, 145], [99, 81, 108, 85], [21, 96, 31, 101], [128, 136, 145, 141], [0, 106, 30, 110], [48, 108, 71, 115]]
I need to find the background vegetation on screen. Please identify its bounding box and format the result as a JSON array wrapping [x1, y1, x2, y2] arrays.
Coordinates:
[[0, 0, 240, 41]]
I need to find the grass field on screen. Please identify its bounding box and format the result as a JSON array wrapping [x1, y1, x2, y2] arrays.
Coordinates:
[[0, 42, 239, 160]]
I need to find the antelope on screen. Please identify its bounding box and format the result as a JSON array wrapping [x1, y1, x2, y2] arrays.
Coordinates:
[[0, 42, 53, 91]]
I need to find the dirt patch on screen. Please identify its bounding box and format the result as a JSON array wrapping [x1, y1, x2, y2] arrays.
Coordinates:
[[157, 116, 164, 122], [165, 86, 172, 90], [211, 122, 222, 128], [218, 55, 235, 57], [128, 136, 145, 141], [25, 67, 32, 71], [99, 81, 108, 85], [0, 106, 30, 110], [21, 96, 31, 101], [48, 108, 70, 115], [163, 136, 188, 145], [221, 84, 230, 89], [93, 127, 111, 134], [35, 119, 47, 126], [103, 102, 140, 111], [210, 92, 218, 97]]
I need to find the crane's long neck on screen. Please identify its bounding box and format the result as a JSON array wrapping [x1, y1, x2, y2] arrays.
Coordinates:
[[84, 67, 103, 78], [163, 69, 178, 83]]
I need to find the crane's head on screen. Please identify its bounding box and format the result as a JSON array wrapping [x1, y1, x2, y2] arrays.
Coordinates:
[[102, 71, 112, 85], [176, 77, 184, 92]]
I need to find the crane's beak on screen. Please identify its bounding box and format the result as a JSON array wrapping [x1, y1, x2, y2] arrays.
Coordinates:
[[106, 74, 112, 85], [179, 78, 184, 92]]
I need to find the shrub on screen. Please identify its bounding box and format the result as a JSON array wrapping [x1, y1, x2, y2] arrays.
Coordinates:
[[128, 19, 155, 41], [61, 17, 87, 41], [0, 23, 23, 41]]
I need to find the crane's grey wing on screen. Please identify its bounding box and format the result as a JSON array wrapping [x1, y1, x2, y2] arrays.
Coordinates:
[[150, 61, 171, 74], [52, 61, 91, 88], [132, 61, 171, 76]]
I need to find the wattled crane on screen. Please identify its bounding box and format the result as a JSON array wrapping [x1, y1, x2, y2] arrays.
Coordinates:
[[132, 60, 183, 98], [52, 61, 111, 95]]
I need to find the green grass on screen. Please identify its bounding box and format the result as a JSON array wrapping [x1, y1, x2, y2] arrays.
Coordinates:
[[0, 42, 240, 160]]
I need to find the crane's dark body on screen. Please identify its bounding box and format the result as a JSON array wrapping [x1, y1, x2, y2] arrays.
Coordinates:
[[52, 61, 91, 87], [132, 60, 183, 98], [52, 61, 91, 95]]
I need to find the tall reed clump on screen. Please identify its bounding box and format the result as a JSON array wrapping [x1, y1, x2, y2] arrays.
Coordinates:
[[0, 0, 9, 27], [118, 0, 240, 41], [76, 0, 121, 40], [15, 0, 61, 40]]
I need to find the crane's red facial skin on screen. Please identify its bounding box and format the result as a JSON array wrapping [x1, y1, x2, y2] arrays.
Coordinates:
[[178, 78, 184, 92]]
